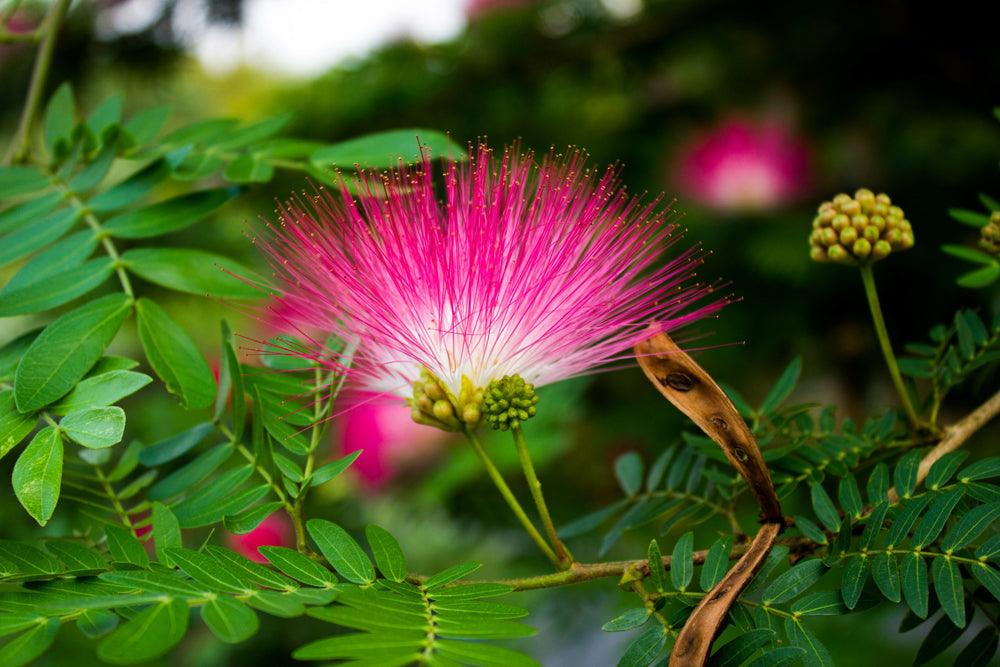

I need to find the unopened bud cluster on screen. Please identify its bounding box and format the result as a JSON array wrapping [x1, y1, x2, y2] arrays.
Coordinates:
[[980, 212, 1000, 255], [483, 375, 539, 431], [410, 370, 484, 432], [809, 189, 914, 264]]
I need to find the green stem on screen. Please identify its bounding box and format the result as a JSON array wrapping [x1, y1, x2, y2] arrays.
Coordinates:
[[3, 0, 71, 164], [464, 429, 560, 567], [511, 426, 574, 568], [859, 264, 920, 427], [93, 464, 140, 540]]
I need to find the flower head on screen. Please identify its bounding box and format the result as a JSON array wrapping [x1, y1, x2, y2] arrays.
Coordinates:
[[260, 144, 724, 424], [809, 189, 914, 265], [674, 119, 810, 212]]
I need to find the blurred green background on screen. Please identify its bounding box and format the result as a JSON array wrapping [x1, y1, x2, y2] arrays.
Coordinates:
[[2, 0, 999, 665]]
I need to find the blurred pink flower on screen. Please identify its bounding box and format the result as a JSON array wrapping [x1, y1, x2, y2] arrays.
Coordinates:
[[338, 394, 449, 489], [675, 119, 810, 212], [226, 514, 293, 562]]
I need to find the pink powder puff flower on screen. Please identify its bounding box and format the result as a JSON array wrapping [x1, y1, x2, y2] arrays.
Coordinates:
[[259, 143, 724, 415], [338, 392, 450, 489], [225, 514, 293, 563], [675, 119, 810, 212]]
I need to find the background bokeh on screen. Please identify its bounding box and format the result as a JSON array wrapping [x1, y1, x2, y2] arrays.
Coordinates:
[[2, 1, 1000, 665]]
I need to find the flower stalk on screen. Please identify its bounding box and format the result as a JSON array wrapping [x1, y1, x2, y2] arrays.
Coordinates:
[[859, 264, 921, 427], [512, 426, 574, 568]]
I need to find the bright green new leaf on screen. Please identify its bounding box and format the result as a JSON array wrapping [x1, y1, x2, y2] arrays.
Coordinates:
[[121, 248, 262, 299], [50, 370, 151, 415], [152, 501, 182, 566], [135, 299, 215, 409], [310, 128, 465, 169], [12, 427, 63, 526], [104, 187, 238, 239], [260, 546, 337, 587], [0, 618, 60, 667], [96, 598, 188, 665], [13, 293, 131, 412], [365, 524, 407, 583], [0, 390, 35, 460], [59, 406, 125, 448], [105, 524, 149, 568], [309, 450, 362, 487], [201, 596, 259, 643], [165, 547, 252, 594], [43, 83, 75, 158], [307, 519, 375, 585]]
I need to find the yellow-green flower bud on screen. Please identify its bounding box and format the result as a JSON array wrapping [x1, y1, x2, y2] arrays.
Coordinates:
[[853, 238, 872, 258], [809, 189, 914, 264], [979, 213, 1000, 254], [873, 240, 892, 259], [483, 375, 539, 431]]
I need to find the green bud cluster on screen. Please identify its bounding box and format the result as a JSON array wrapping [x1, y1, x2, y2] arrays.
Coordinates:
[[483, 375, 539, 431], [809, 189, 914, 265], [979, 212, 1000, 255], [409, 370, 484, 432]]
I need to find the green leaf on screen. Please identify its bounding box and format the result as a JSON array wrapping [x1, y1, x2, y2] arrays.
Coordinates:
[[794, 515, 828, 545], [700, 535, 734, 591], [902, 553, 930, 618], [913, 488, 965, 547], [309, 450, 362, 486], [646, 539, 665, 592], [13, 293, 131, 412], [45, 540, 106, 572], [895, 450, 922, 498], [959, 457, 1000, 482], [122, 106, 171, 148], [614, 451, 643, 496], [166, 547, 252, 593], [77, 609, 119, 639], [86, 94, 123, 139], [105, 524, 149, 568], [887, 494, 932, 546], [0, 258, 112, 317], [971, 562, 1000, 602], [201, 596, 259, 643], [645, 446, 675, 491], [957, 264, 1000, 288], [709, 628, 775, 667], [150, 443, 233, 500], [223, 155, 275, 183], [97, 598, 188, 664], [763, 559, 827, 605], [789, 590, 850, 616], [670, 531, 694, 591], [809, 482, 841, 532], [306, 519, 375, 585], [43, 83, 75, 158], [0, 192, 61, 235], [955, 628, 999, 667], [932, 555, 965, 627], [437, 640, 540, 667], [617, 624, 667, 667], [942, 502, 1000, 551], [759, 357, 801, 414], [59, 406, 125, 448], [152, 501, 182, 566], [914, 613, 966, 665], [104, 188, 239, 239], [746, 647, 806, 667], [172, 480, 268, 528], [926, 451, 971, 490], [871, 552, 901, 602], [837, 475, 863, 519], [947, 208, 991, 227], [121, 248, 262, 299], [840, 555, 868, 609], [259, 546, 337, 587], [135, 298, 215, 409], [12, 427, 63, 526], [224, 501, 283, 534], [50, 370, 151, 415], [366, 524, 407, 583], [784, 619, 833, 667], [139, 421, 214, 466], [425, 561, 482, 589], [310, 129, 464, 169], [0, 166, 50, 198], [0, 208, 78, 267], [0, 618, 59, 667], [866, 463, 890, 504], [601, 608, 650, 632], [89, 160, 170, 212], [4, 230, 97, 293], [1, 390, 36, 460]]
